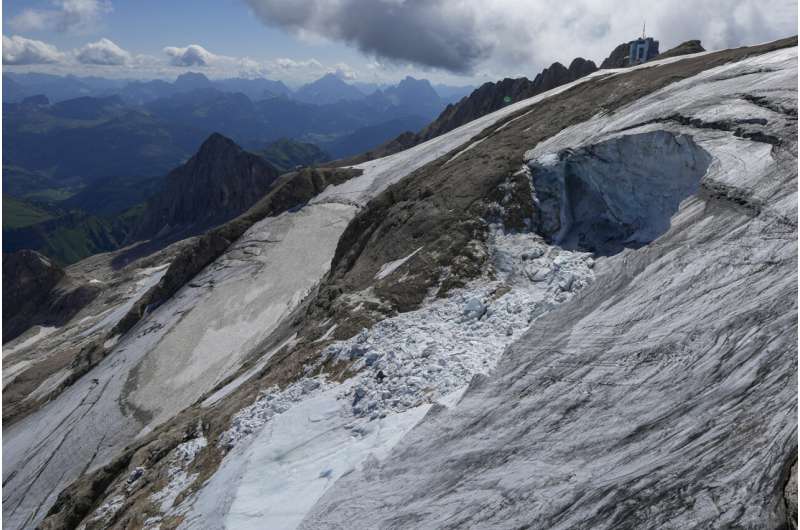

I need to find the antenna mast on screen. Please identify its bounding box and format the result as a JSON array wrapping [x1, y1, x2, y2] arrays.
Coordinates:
[[642, 20, 646, 39]]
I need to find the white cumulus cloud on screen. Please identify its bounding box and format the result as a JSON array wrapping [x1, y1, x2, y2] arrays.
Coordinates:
[[3, 35, 65, 65], [8, 0, 112, 34], [163, 44, 217, 67], [76, 38, 131, 65]]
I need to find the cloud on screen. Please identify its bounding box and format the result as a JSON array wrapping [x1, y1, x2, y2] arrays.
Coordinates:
[[76, 38, 130, 65], [245, 0, 490, 73], [162, 44, 278, 79], [330, 63, 357, 80], [274, 57, 324, 71], [245, 0, 798, 75], [163, 44, 217, 67], [8, 0, 112, 34], [2, 35, 64, 65]]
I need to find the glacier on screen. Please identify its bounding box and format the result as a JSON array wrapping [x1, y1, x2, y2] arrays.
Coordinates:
[[5, 41, 796, 530], [300, 46, 798, 530]]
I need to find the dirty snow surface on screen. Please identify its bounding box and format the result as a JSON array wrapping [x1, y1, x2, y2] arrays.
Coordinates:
[[2, 55, 613, 530], [179, 49, 799, 529], [5, 45, 797, 530], [181, 229, 595, 529], [301, 47, 798, 529]]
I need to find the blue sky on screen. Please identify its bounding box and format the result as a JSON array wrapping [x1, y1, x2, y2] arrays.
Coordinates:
[[3, 1, 361, 64], [3, 0, 797, 86]]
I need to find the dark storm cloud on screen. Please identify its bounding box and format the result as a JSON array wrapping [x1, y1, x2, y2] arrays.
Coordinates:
[[246, 0, 797, 78], [245, 0, 492, 74]]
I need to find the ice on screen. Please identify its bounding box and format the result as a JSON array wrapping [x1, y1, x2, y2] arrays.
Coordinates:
[[8, 46, 786, 530], [298, 46, 798, 530], [183, 382, 436, 530], [151, 435, 208, 514], [182, 221, 595, 529], [201, 333, 299, 408], [80, 263, 170, 338]]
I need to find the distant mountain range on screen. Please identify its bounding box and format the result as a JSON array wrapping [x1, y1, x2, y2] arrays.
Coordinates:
[[4, 40, 705, 266], [2, 134, 329, 265], [4, 70, 470, 106], [3, 72, 459, 186]]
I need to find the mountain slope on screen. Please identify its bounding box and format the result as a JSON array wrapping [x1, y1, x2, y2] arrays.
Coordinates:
[[299, 41, 798, 529], [130, 133, 281, 243], [419, 58, 598, 141], [337, 57, 598, 165], [257, 138, 331, 172], [2, 37, 795, 530], [658, 39, 706, 59], [3, 210, 138, 265]]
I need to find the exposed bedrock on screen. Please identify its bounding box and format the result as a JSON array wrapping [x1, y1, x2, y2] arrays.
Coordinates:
[[529, 131, 712, 255]]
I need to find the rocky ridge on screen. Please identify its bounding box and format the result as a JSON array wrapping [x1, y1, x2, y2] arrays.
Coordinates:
[[338, 57, 599, 165], [129, 133, 282, 245]]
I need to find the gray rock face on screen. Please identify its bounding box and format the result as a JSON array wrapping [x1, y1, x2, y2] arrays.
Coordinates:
[[419, 58, 598, 142], [130, 133, 280, 244], [600, 42, 631, 69], [658, 40, 706, 60], [787, 462, 798, 529], [2, 250, 98, 343]]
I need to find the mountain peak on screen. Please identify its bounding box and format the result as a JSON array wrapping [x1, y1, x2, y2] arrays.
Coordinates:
[[129, 134, 280, 243], [312, 73, 353, 87], [294, 73, 365, 104], [174, 72, 213, 90], [197, 132, 241, 155], [397, 76, 430, 88]]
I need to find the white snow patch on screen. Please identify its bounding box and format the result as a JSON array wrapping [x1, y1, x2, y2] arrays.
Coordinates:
[[535, 152, 561, 167], [201, 333, 300, 409], [446, 137, 487, 164], [25, 368, 71, 402], [375, 246, 423, 280], [80, 495, 125, 529], [80, 263, 169, 337], [222, 387, 430, 530], [3, 326, 58, 357], [151, 435, 208, 514], [314, 325, 338, 343]]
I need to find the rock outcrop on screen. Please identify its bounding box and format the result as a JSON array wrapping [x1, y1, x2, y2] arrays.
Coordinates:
[[600, 42, 631, 68], [2, 250, 98, 343], [129, 133, 281, 244], [418, 58, 598, 142], [658, 39, 706, 59], [601, 39, 704, 69], [337, 58, 598, 165]]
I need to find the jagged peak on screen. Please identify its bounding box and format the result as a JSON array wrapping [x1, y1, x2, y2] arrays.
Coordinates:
[[195, 132, 242, 156]]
